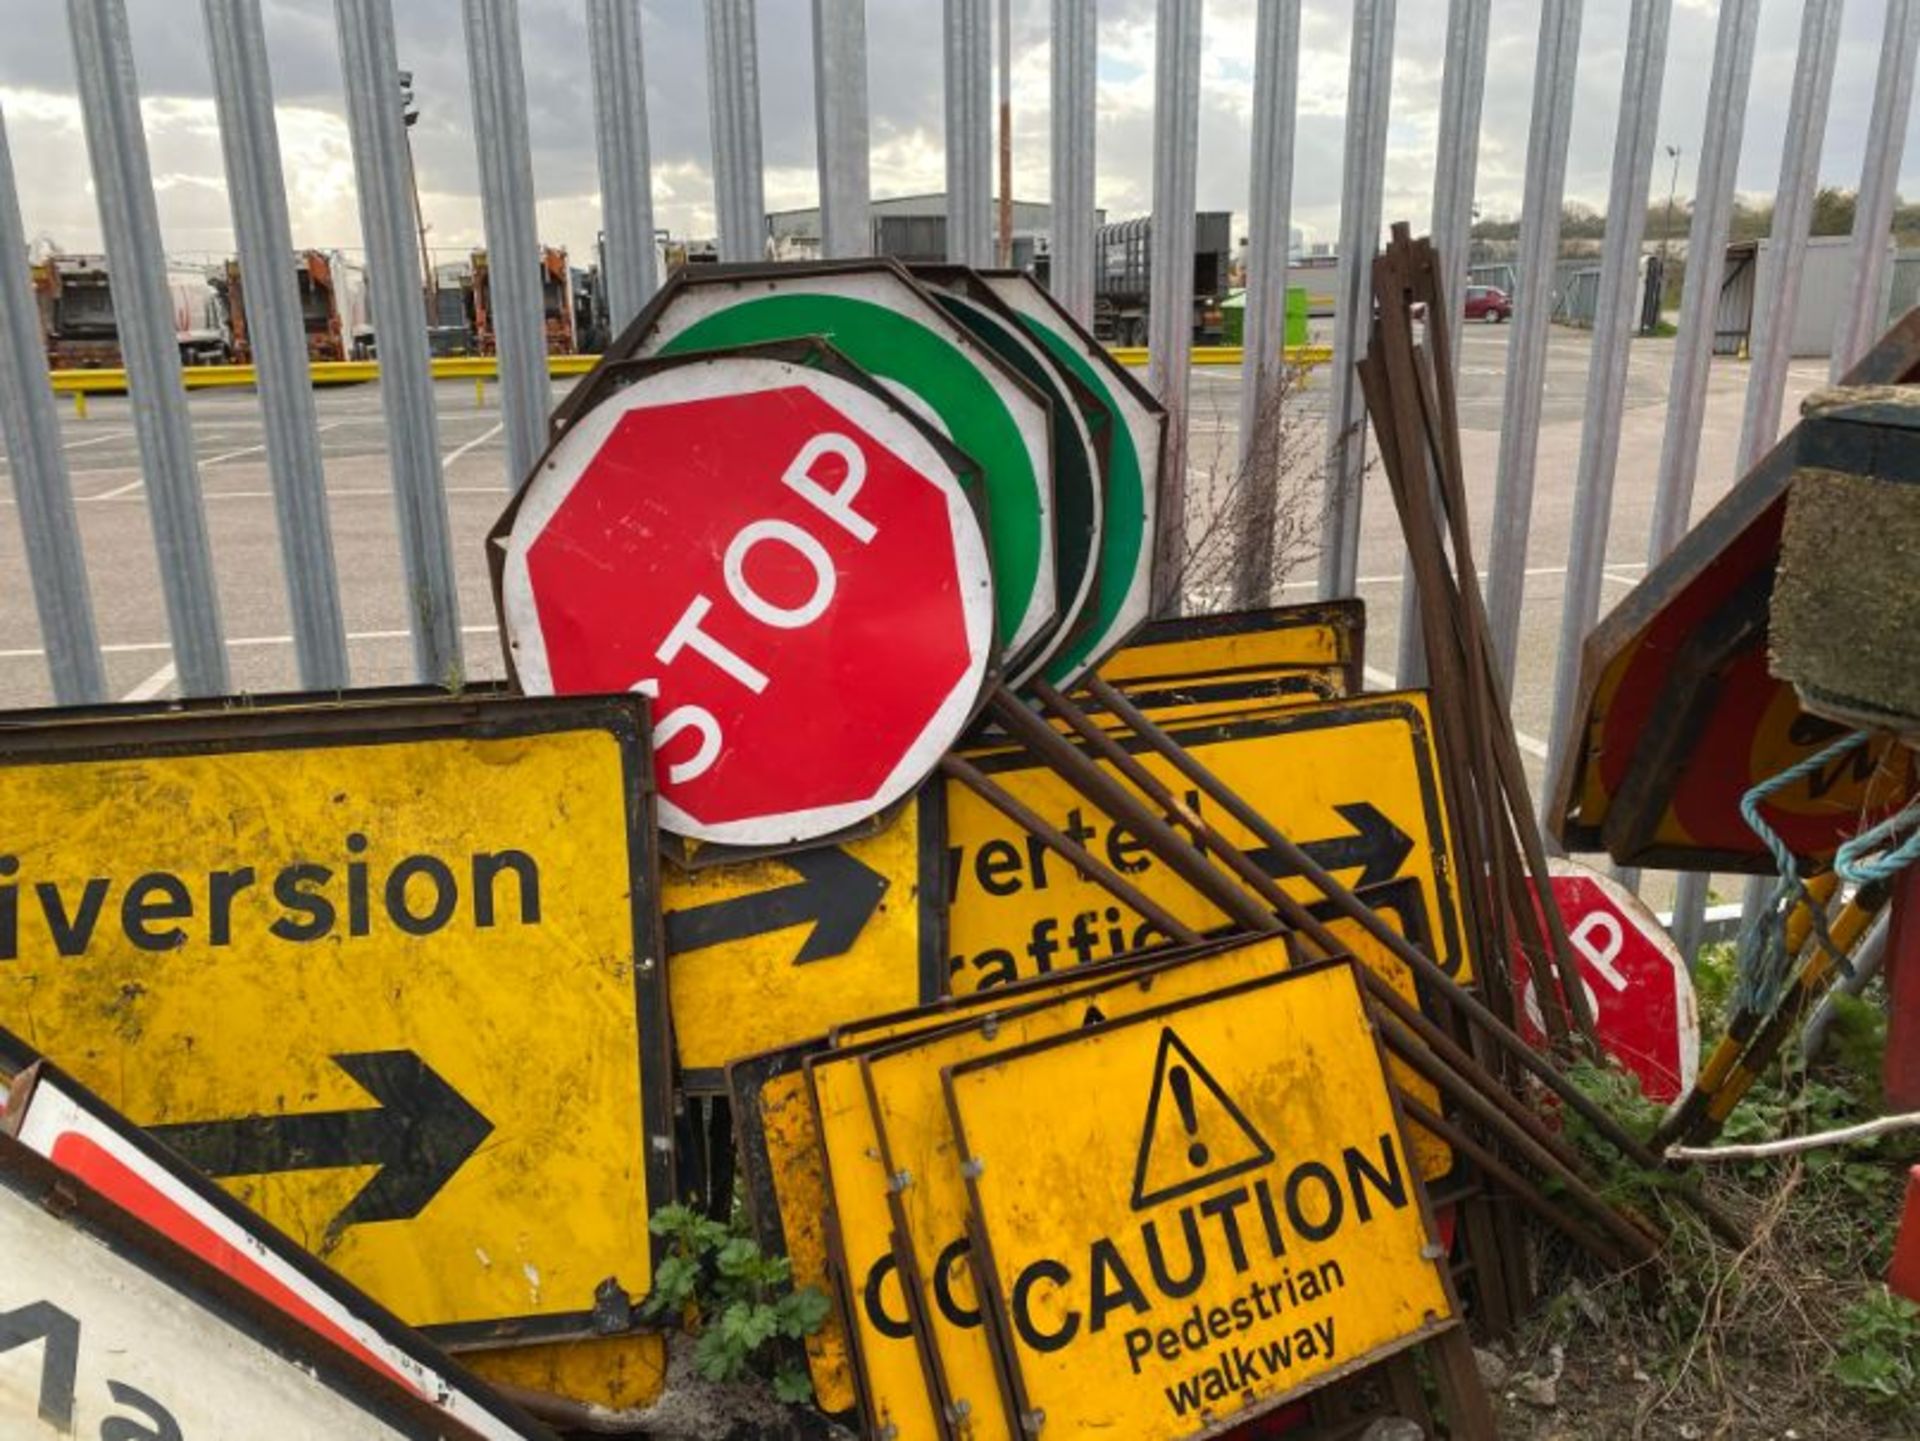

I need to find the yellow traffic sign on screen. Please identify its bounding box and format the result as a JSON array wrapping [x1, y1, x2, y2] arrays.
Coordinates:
[[728, 1044, 862, 1422], [665, 794, 944, 1090], [734, 892, 1451, 1436], [853, 899, 1452, 1441], [814, 937, 1295, 1441], [1092, 600, 1362, 700], [0, 697, 671, 1344], [945, 693, 1470, 994], [948, 962, 1456, 1438]]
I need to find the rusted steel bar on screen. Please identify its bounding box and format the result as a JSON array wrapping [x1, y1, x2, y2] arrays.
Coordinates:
[[1081, 672, 1747, 1249], [986, 690, 1283, 938], [1382, 1023, 1662, 1265], [1368, 236, 1587, 1046], [1030, 678, 1325, 928], [938, 754, 1201, 944], [1395, 237, 1595, 1042], [1398, 1093, 1635, 1272]]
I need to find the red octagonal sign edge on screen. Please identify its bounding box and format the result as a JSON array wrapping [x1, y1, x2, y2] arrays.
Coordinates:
[[500, 356, 995, 846]]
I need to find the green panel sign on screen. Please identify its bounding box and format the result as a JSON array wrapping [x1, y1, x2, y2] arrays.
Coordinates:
[[919, 268, 1107, 683], [984, 273, 1165, 685]]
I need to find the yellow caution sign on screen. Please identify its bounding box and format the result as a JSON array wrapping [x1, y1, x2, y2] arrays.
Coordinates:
[[0, 697, 670, 1343], [854, 904, 1451, 1441], [665, 794, 944, 1089], [948, 962, 1455, 1438], [749, 899, 1448, 1437], [815, 938, 1312, 1441], [945, 693, 1470, 995]]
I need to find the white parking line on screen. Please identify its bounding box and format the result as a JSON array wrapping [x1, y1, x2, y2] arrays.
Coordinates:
[[91, 474, 149, 501], [202, 417, 349, 467], [441, 421, 504, 469], [0, 624, 502, 663], [119, 661, 176, 702], [62, 428, 133, 452]]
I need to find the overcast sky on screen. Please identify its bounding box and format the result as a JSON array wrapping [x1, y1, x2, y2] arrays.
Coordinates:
[[3, 0, 1917, 266]]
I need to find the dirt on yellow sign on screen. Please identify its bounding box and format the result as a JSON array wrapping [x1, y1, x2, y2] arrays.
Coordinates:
[[0, 696, 671, 1344], [948, 962, 1455, 1438], [945, 693, 1469, 995], [665, 793, 944, 1090]]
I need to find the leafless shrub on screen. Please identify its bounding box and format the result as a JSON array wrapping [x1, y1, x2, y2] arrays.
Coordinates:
[[1158, 359, 1340, 617]]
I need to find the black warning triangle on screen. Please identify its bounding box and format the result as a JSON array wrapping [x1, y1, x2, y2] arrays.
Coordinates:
[[1080, 1002, 1108, 1027], [1130, 1027, 1275, 1211]]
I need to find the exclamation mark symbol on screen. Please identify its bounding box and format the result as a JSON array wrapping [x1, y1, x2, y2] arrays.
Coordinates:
[[1170, 1065, 1208, 1168]]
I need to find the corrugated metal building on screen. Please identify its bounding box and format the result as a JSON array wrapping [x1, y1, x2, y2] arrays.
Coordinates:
[[1714, 234, 1896, 358]]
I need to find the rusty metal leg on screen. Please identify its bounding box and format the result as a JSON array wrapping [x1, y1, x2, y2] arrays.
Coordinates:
[[1429, 1325, 1500, 1439]]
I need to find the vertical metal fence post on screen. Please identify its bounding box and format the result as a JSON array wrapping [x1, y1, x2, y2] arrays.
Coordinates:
[[589, 0, 660, 332], [1145, 0, 1202, 616], [68, 0, 227, 696], [1730, 0, 1844, 946], [1048, 0, 1097, 326], [813, 0, 871, 259], [1646, 0, 1759, 565], [204, 0, 349, 692], [1316, 0, 1394, 602], [1231, 0, 1300, 610], [1540, 0, 1671, 839], [706, 0, 766, 263], [336, 0, 462, 685], [0, 106, 105, 705], [1734, 0, 1842, 478], [1483, 0, 1584, 692], [1638, 0, 1760, 943], [1396, 0, 1489, 686], [1834, 0, 1920, 377], [945, 0, 993, 267], [465, 0, 549, 485]]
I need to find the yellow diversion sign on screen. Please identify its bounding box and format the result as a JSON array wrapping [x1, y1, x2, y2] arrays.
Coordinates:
[[0, 696, 671, 1345], [665, 793, 944, 1090], [947, 962, 1455, 1438], [946, 693, 1469, 994]]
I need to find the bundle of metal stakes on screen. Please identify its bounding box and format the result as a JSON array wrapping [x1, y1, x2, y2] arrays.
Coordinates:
[[1349, 225, 1748, 1277]]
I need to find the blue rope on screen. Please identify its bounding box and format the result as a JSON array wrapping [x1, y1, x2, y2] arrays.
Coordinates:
[[1732, 730, 1867, 1014], [1836, 793, 1920, 886]]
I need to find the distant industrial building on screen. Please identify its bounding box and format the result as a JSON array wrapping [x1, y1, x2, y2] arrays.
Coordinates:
[[765, 194, 1105, 268]]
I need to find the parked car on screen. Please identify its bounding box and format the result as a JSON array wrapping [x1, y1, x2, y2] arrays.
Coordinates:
[[1464, 283, 1511, 323]]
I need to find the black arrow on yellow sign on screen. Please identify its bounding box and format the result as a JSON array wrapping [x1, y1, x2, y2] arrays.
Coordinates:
[[664, 847, 890, 965], [1243, 802, 1413, 888], [147, 1051, 492, 1231]]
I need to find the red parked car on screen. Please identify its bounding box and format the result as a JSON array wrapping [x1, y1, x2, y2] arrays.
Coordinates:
[[1464, 283, 1511, 323]]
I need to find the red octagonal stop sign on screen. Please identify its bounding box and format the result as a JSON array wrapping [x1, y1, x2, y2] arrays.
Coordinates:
[[495, 350, 995, 846], [1514, 859, 1700, 1104]]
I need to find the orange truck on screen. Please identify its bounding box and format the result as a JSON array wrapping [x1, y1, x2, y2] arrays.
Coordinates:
[[470, 245, 575, 356], [217, 249, 372, 364]]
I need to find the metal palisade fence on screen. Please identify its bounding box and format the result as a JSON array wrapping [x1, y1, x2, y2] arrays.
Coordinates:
[[1, 0, 1917, 950]]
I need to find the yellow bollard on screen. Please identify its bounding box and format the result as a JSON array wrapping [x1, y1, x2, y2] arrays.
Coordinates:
[[475, 376, 485, 408], [73, 390, 88, 421]]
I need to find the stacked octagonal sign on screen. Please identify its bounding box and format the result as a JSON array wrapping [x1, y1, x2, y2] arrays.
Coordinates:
[[492, 260, 1166, 851]]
